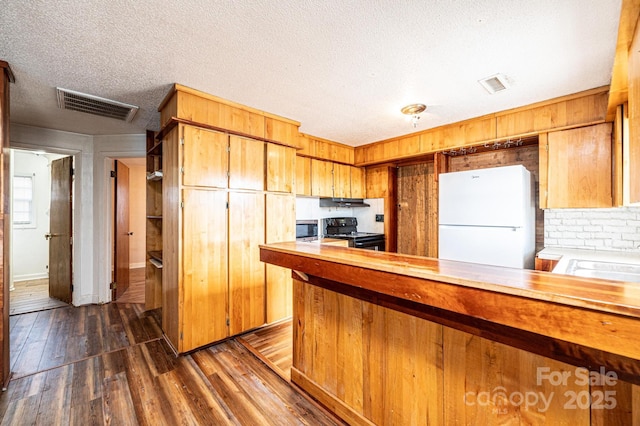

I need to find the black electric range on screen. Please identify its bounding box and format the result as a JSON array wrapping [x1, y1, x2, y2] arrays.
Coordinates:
[[324, 218, 385, 251]]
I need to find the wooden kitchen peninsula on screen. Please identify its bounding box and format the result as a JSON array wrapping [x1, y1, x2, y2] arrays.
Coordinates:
[[260, 242, 640, 425]]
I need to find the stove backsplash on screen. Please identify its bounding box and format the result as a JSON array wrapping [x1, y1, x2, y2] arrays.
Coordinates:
[[296, 197, 385, 237]]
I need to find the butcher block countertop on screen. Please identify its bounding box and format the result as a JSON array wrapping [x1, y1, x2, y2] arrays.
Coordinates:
[[260, 242, 640, 379]]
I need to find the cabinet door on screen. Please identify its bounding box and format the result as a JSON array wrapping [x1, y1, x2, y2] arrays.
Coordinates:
[[265, 193, 295, 323], [333, 163, 351, 198], [350, 166, 366, 198], [182, 188, 228, 351], [229, 191, 265, 334], [229, 135, 265, 190], [311, 159, 334, 197], [266, 143, 295, 193], [295, 156, 312, 196], [365, 166, 390, 198], [544, 123, 612, 208], [182, 125, 228, 188]]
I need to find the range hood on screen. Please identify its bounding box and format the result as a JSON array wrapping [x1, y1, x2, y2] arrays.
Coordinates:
[[319, 198, 370, 208]]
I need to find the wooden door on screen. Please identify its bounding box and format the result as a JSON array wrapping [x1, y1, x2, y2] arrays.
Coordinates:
[[266, 143, 295, 193], [113, 160, 130, 300], [182, 188, 228, 351], [265, 193, 295, 323], [48, 156, 73, 303], [228, 191, 265, 334], [182, 125, 228, 188], [397, 162, 436, 257], [229, 136, 265, 191]]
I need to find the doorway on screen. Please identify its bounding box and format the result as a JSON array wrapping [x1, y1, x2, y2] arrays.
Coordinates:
[[10, 149, 72, 315], [111, 157, 146, 304]]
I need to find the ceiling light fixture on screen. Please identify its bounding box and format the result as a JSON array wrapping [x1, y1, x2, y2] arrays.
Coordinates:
[[401, 103, 427, 128]]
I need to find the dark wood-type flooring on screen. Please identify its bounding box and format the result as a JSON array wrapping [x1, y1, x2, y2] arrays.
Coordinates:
[[115, 267, 145, 304], [9, 278, 68, 316], [1, 303, 339, 425], [237, 320, 293, 381]]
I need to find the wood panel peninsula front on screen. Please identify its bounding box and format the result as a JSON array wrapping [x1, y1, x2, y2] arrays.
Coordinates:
[[260, 242, 640, 425]]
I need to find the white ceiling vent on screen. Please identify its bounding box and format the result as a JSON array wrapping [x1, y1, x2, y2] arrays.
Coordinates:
[[56, 87, 139, 122], [478, 74, 510, 94]]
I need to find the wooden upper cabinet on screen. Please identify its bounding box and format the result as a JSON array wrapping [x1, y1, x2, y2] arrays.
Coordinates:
[[311, 159, 334, 197], [350, 167, 366, 198], [295, 156, 312, 196], [229, 135, 265, 191], [266, 144, 295, 193], [265, 117, 299, 147], [365, 166, 390, 198], [541, 123, 613, 208], [182, 125, 228, 188], [333, 163, 351, 198]]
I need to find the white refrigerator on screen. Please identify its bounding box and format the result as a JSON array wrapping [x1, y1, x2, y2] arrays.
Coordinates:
[[438, 165, 535, 269]]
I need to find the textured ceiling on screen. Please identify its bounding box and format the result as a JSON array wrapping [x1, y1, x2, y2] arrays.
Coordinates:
[[0, 1, 622, 146]]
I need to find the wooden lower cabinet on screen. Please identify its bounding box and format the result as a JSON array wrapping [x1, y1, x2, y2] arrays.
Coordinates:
[[228, 191, 265, 335], [265, 193, 295, 323], [293, 279, 638, 425], [181, 189, 228, 350]]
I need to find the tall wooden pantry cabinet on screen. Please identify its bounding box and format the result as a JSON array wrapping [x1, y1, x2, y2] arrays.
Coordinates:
[[148, 84, 298, 354]]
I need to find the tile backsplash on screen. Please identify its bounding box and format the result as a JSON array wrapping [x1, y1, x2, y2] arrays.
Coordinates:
[[296, 197, 385, 236], [544, 206, 640, 252]]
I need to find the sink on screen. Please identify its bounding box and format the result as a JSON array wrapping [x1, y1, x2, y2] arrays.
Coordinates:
[[565, 259, 640, 283]]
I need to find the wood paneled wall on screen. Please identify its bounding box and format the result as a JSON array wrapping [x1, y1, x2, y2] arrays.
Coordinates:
[[628, 10, 640, 204], [397, 162, 437, 257], [355, 87, 608, 167], [396, 144, 542, 258], [293, 278, 638, 425], [0, 61, 13, 389], [448, 143, 543, 252]]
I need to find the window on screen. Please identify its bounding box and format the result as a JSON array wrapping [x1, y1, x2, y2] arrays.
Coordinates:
[[13, 175, 35, 226]]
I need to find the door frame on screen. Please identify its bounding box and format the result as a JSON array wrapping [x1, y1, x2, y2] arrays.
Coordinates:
[[100, 152, 146, 302], [8, 146, 78, 305]]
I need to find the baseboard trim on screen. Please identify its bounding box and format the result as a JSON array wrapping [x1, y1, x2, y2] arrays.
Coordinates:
[[13, 273, 49, 282], [291, 367, 374, 426]]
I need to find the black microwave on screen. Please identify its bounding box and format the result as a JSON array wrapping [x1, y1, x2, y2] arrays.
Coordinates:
[[296, 220, 318, 240]]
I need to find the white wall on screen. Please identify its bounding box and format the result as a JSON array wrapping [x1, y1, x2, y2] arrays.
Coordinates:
[[11, 124, 94, 305], [295, 197, 385, 236], [93, 134, 146, 303], [11, 151, 63, 281], [544, 206, 640, 252], [10, 123, 146, 305]]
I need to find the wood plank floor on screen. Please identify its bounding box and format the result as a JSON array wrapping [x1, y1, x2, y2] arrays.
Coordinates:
[[9, 279, 68, 316], [237, 320, 293, 381], [115, 267, 145, 304], [2, 305, 341, 425]]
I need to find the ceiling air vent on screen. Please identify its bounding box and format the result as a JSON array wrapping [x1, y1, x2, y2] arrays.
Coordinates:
[[56, 87, 139, 122], [478, 74, 510, 94]]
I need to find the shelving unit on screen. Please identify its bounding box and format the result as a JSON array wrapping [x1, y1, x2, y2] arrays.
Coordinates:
[[145, 130, 163, 310]]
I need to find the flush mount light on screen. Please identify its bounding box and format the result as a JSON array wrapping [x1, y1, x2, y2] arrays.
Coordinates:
[[401, 103, 427, 128]]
